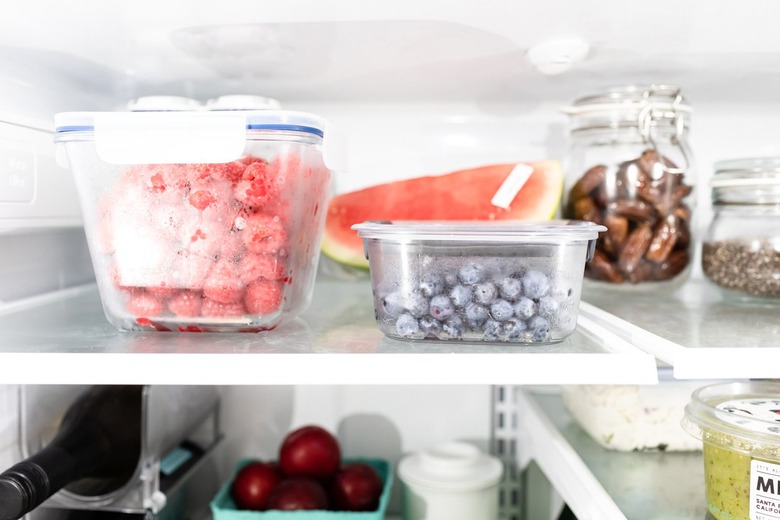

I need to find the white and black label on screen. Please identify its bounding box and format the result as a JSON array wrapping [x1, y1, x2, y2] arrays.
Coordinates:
[[751, 459, 780, 519]]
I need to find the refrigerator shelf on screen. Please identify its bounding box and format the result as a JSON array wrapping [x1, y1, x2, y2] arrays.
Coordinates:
[[516, 388, 707, 520], [579, 278, 780, 380], [0, 280, 657, 385]]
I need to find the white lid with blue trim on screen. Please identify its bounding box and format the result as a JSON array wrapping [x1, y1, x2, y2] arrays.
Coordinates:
[[53, 110, 346, 171]]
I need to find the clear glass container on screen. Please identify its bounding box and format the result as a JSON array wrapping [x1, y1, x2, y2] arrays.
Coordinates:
[[562, 84, 696, 291], [702, 158, 780, 301]]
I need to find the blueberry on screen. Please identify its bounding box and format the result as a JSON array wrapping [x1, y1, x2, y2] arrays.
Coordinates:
[[490, 299, 514, 321], [405, 291, 430, 318], [459, 262, 485, 285], [473, 283, 498, 305], [442, 315, 464, 339], [444, 272, 459, 287], [419, 315, 442, 337], [395, 313, 420, 338], [538, 296, 559, 318], [483, 319, 501, 341], [514, 297, 536, 319], [499, 277, 523, 301], [523, 270, 550, 300], [381, 291, 405, 318], [419, 274, 445, 297], [449, 285, 473, 308], [429, 295, 455, 321], [464, 302, 489, 328], [502, 318, 528, 340], [528, 315, 551, 343]]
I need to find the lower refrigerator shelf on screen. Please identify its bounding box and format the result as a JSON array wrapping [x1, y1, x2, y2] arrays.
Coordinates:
[[516, 389, 708, 520]]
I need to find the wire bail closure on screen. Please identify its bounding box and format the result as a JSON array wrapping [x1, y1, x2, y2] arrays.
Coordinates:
[[638, 86, 689, 175]]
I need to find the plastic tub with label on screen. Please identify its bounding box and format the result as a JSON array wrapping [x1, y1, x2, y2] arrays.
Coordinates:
[[683, 380, 780, 520]]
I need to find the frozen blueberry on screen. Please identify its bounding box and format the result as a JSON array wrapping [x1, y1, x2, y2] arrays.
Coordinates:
[[523, 270, 550, 300], [406, 291, 430, 318], [459, 262, 485, 285], [502, 318, 528, 340], [395, 313, 420, 338], [464, 302, 489, 328], [419, 274, 445, 298], [490, 299, 514, 321], [514, 297, 536, 319], [430, 295, 455, 321], [449, 285, 473, 308], [442, 315, 464, 339], [473, 283, 498, 305], [381, 291, 405, 318], [444, 272, 459, 287], [499, 277, 523, 301], [538, 296, 559, 319], [528, 315, 551, 343], [483, 319, 501, 341], [419, 315, 442, 337]]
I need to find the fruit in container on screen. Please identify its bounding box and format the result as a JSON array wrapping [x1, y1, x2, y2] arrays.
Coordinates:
[[328, 462, 384, 511], [230, 461, 282, 511], [219, 424, 390, 515], [322, 161, 564, 269], [279, 425, 342, 480]]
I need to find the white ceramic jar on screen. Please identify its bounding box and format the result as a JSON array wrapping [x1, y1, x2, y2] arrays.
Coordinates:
[[398, 441, 503, 520]]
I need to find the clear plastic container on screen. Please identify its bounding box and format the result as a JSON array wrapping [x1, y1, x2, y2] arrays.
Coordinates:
[[397, 441, 503, 520], [352, 220, 605, 344], [702, 158, 780, 302], [54, 110, 337, 332], [682, 381, 780, 520], [562, 84, 696, 291]]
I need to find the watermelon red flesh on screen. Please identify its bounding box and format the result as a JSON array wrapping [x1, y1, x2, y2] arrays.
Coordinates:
[[321, 160, 563, 268]]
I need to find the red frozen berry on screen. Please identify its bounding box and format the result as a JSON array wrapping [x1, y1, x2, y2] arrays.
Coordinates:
[[126, 289, 165, 317], [240, 253, 286, 283], [167, 290, 203, 316], [201, 297, 246, 318], [244, 279, 283, 315], [203, 261, 245, 303], [243, 212, 287, 254], [189, 189, 217, 210], [234, 160, 278, 208]]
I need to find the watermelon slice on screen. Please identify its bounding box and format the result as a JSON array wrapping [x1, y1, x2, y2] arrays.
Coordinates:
[[322, 160, 563, 268]]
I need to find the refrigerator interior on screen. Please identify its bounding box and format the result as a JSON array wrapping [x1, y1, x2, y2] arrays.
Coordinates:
[[1, 1, 780, 519]]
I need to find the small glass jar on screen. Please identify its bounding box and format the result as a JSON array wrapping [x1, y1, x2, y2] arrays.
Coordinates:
[[562, 84, 696, 291], [702, 158, 780, 301]]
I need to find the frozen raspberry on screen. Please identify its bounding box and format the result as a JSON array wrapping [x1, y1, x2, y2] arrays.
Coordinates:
[[240, 253, 286, 283], [234, 160, 278, 208], [126, 289, 165, 317], [244, 279, 283, 315], [203, 260, 245, 303], [187, 162, 245, 183], [188, 189, 217, 210], [201, 297, 246, 318], [242, 212, 287, 254], [167, 290, 203, 316]]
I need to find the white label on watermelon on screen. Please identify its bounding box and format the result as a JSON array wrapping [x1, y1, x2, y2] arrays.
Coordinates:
[[491, 163, 534, 209]]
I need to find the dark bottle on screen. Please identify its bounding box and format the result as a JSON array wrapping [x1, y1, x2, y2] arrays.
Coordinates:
[[0, 386, 144, 520]]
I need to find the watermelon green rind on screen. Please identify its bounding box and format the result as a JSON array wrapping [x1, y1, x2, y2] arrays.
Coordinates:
[[321, 160, 563, 269]]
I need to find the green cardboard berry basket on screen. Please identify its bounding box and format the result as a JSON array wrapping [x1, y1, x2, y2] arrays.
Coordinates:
[[210, 458, 393, 520]]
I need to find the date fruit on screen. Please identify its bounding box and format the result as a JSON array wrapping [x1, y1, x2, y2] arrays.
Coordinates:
[[566, 149, 692, 285]]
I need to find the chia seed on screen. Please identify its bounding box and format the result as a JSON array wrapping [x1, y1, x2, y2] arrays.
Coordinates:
[[702, 239, 780, 298]]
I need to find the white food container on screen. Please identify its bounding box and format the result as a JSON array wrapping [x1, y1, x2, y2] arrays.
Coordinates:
[[397, 441, 503, 520], [561, 377, 705, 451]]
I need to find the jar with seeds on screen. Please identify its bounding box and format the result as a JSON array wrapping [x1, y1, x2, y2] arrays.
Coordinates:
[[702, 158, 780, 301], [562, 85, 696, 291]]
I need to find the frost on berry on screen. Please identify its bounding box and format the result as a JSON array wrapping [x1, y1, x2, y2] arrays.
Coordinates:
[[244, 279, 283, 315]]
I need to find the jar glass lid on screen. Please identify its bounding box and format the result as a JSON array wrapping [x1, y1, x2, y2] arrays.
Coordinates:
[[563, 84, 692, 115]]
